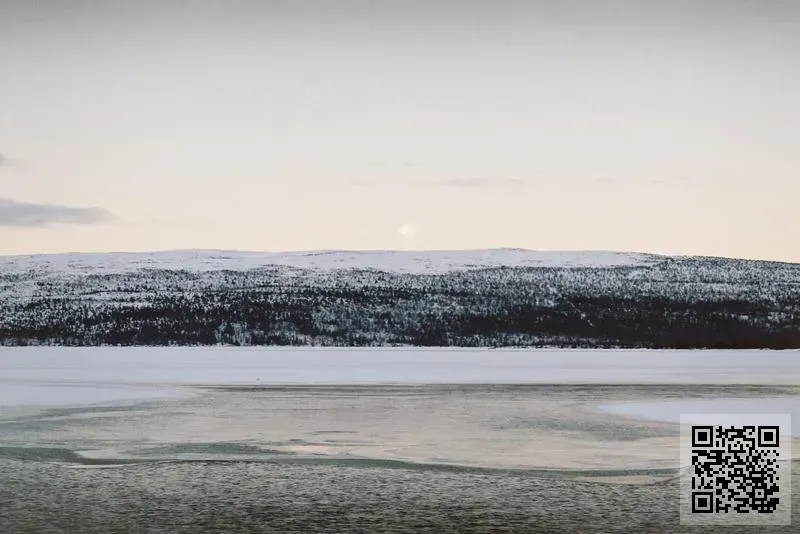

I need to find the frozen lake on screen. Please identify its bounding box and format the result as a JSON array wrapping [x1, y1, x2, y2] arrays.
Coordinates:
[[2, 347, 800, 532], [2, 347, 800, 409]]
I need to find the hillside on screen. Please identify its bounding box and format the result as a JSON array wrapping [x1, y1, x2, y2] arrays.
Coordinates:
[[1, 249, 799, 348]]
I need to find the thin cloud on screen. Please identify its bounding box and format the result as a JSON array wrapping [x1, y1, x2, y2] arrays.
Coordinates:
[[0, 153, 21, 169], [421, 177, 526, 189], [430, 178, 485, 188], [364, 160, 421, 169], [350, 176, 527, 189], [0, 198, 114, 228]]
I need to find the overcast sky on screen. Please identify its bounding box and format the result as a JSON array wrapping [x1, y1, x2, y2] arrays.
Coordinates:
[[1, 0, 798, 260]]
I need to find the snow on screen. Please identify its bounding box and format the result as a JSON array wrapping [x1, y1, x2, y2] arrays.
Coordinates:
[[0, 249, 663, 275], [3, 347, 799, 386], [1, 347, 800, 409]]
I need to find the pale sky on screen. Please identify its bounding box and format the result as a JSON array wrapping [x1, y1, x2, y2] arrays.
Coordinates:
[[1, 0, 798, 261]]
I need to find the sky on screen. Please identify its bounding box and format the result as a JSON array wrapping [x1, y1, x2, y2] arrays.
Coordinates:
[[1, 0, 798, 261]]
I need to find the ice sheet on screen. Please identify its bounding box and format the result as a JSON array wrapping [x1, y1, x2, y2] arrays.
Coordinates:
[[2, 347, 799, 408]]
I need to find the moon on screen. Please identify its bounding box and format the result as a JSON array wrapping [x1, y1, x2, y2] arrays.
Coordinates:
[[398, 223, 417, 238]]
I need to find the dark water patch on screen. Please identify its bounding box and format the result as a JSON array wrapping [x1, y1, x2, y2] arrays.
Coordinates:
[[0, 446, 151, 466], [34, 401, 163, 418], [274, 456, 681, 479], [138, 442, 294, 457], [1, 457, 797, 533]]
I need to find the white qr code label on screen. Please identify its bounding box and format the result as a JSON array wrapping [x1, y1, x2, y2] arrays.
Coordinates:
[[680, 413, 792, 526]]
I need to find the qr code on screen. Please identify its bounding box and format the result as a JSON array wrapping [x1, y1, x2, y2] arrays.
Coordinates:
[[680, 414, 792, 526], [691, 425, 780, 513]]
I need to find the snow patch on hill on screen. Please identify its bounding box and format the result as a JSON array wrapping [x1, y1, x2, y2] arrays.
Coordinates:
[[0, 249, 664, 275]]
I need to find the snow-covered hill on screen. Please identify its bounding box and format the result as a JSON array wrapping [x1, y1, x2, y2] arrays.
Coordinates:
[[0, 248, 663, 275], [1, 249, 799, 348]]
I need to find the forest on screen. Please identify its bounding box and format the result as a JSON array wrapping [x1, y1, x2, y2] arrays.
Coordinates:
[[2, 256, 799, 348]]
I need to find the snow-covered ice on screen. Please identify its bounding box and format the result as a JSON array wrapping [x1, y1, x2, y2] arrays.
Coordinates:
[[1, 347, 799, 408]]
